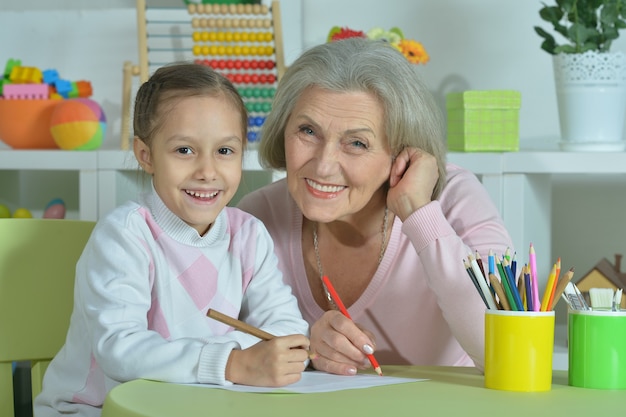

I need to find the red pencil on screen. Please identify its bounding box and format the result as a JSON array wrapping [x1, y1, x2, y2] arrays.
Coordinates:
[[321, 275, 383, 376]]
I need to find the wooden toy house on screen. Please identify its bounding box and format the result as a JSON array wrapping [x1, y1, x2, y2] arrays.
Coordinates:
[[575, 254, 626, 309]]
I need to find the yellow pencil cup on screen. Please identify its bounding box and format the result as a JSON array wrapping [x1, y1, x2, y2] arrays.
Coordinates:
[[484, 310, 555, 392]]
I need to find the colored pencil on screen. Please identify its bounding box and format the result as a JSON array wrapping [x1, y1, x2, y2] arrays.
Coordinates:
[[475, 250, 488, 282], [516, 264, 525, 309], [524, 265, 534, 311], [489, 273, 511, 310], [468, 254, 498, 310], [464, 258, 490, 308], [495, 256, 518, 311], [510, 252, 517, 279], [207, 309, 317, 359], [502, 257, 524, 311], [529, 243, 540, 311], [207, 308, 275, 340], [488, 249, 496, 276], [546, 258, 561, 311], [550, 267, 575, 310], [321, 275, 383, 376], [540, 263, 557, 312]]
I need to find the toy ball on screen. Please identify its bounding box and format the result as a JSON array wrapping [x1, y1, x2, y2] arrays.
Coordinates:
[[0, 204, 11, 218], [12, 207, 33, 218], [50, 98, 106, 150], [43, 198, 66, 219]]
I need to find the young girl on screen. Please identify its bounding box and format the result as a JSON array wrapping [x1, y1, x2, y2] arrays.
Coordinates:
[[35, 63, 310, 417]]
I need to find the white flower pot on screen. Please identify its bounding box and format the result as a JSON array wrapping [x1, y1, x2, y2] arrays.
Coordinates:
[[553, 51, 626, 151]]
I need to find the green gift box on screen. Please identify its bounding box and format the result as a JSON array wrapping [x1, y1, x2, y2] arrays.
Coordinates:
[[446, 90, 521, 152]]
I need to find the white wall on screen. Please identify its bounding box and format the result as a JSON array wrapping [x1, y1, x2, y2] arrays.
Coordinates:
[[2, 0, 626, 302]]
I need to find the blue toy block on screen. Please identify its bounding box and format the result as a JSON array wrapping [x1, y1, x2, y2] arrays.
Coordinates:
[[54, 79, 72, 98], [43, 68, 60, 85]]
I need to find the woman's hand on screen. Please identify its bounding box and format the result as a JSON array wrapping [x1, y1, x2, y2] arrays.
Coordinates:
[[225, 334, 310, 387], [309, 310, 377, 376], [387, 147, 439, 221]]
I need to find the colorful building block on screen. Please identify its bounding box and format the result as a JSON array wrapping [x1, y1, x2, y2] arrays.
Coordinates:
[[3, 58, 21, 79], [42, 69, 60, 85], [75, 80, 93, 97], [54, 79, 72, 98], [9, 66, 43, 84], [2, 83, 49, 99]]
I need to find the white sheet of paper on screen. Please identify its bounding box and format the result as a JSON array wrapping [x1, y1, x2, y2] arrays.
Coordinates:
[[186, 371, 425, 393]]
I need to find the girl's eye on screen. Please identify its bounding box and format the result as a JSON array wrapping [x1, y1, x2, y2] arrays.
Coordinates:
[[176, 147, 192, 155], [218, 147, 234, 155]]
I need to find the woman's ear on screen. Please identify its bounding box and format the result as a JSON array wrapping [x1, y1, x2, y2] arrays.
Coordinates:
[[133, 136, 155, 174]]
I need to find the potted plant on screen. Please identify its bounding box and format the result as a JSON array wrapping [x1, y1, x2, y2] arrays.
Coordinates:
[[534, 0, 626, 151]]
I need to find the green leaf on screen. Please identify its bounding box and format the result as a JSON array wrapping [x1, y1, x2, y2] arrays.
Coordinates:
[[537, 1, 625, 53], [389, 27, 404, 38], [539, 5, 564, 23]]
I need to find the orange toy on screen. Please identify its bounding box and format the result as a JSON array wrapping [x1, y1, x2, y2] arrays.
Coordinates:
[[0, 99, 58, 149]]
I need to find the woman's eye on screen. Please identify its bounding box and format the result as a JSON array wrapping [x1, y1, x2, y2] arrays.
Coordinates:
[[176, 147, 192, 155], [300, 126, 314, 136], [350, 140, 368, 149]]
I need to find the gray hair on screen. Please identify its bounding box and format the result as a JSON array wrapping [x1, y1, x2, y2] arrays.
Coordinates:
[[258, 37, 447, 199]]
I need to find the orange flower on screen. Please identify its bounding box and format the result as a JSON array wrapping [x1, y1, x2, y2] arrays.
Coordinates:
[[399, 39, 429, 65]]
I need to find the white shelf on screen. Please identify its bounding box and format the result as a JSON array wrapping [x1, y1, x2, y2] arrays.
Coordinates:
[[0, 150, 98, 220], [2, 149, 626, 270], [0, 149, 276, 221], [0, 149, 97, 170]]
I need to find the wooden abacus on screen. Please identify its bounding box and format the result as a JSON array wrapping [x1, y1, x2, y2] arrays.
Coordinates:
[[120, 0, 285, 149]]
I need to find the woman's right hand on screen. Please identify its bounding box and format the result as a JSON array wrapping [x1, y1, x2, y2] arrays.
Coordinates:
[[309, 310, 377, 376]]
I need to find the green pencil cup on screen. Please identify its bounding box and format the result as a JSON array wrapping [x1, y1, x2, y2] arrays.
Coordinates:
[[568, 309, 626, 389]]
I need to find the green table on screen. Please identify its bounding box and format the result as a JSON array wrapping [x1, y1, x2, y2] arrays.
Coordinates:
[[102, 366, 622, 416]]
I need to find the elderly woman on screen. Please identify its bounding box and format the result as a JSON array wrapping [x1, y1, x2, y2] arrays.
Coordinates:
[[238, 37, 513, 376]]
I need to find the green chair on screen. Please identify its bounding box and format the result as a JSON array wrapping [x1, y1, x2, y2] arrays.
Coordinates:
[[0, 219, 95, 417]]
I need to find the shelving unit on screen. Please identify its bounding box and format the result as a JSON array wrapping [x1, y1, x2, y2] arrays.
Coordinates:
[[0, 148, 274, 221], [0, 150, 98, 220], [3, 148, 626, 282], [3, 148, 619, 370]]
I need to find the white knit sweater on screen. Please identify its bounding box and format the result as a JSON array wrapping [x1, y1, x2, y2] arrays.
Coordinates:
[[35, 188, 308, 417]]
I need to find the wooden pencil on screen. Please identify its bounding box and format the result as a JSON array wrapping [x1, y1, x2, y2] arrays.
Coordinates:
[[489, 273, 512, 311], [551, 267, 575, 310], [207, 308, 275, 340], [207, 308, 318, 360]]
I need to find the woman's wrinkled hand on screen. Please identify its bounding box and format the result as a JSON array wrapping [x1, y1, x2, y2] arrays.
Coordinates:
[[387, 147, 439, 221], [309, 310, 377, 376]]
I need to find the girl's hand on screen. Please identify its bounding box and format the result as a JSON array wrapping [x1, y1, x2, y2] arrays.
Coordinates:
[[226, 334, 310, 387], [309, 310, 377, 376], [387, 147, 439, 222]]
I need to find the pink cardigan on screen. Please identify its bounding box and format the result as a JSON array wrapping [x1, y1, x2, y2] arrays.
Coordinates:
[[238, 163, 513, 370]]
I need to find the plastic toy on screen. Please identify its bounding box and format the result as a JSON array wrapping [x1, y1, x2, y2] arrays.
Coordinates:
[[12, 208, 33, 218], [49, 98, 106, 150], [54, 79, 72, 98], [9, 66, 43, 83], [3, 59, 21, 78], [42, 69, 59, 85], [0, 99, 58, 149], [42, 198, 66, 219], [0, 204, 10, 218], [2, 83, 49, 99]]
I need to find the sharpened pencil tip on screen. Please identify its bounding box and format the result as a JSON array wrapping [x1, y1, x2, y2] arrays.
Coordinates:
[[375, 367, 383, 376]]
